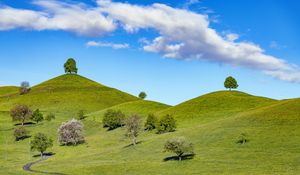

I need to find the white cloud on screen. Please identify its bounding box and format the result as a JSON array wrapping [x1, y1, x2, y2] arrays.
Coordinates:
[[86, 41, 129, 49], [0, 1, 116, 36], [0, 0, 299, 82]]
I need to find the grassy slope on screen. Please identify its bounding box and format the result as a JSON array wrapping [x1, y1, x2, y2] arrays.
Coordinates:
[[87, 100, 171, 121], [158, 91, 276, 127], [0, 86, 19, 97], [0, 74, 138, 115], [1, 88, 299, 174]]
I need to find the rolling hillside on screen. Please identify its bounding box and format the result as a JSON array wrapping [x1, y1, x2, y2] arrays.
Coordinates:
[[158, 91, 277, 126], [0, 74, 139, 114], [0, 86, 19, 97]]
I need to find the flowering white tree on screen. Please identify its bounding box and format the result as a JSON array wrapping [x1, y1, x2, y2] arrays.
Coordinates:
[[58, 119, 84, 145]]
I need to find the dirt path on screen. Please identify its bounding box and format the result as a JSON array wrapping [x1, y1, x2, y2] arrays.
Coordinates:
[[23, 155, 66, 175]]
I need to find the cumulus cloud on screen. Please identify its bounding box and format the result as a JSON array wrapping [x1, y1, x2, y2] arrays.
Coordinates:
[[0, 0, 299, 82], [86, 41, 129, 49], [0, 1, 116, 36]]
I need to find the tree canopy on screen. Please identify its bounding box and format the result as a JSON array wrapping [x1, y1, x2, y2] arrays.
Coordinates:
[[64, 58, 78, 74], [10, 104, 32, 126], [30, 133, 53, 157], [138, 92, 147, 99], [224, 76, 239, 90]]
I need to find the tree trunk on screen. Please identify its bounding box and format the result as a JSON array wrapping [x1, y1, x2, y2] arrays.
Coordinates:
[[132, 137, 136, 146], [22, 118, 25, 126], [41, 151, 43, 157]]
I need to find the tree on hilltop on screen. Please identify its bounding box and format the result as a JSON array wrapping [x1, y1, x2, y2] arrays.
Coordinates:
[[224, 76, 238, 91], [64, 58, 78, 74]]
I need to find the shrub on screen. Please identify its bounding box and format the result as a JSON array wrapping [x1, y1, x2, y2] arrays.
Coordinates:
[[46, 113, 55, 121], [144, 113, 158, 131], [236, 133, 248, 144], [102, 109, 125, 130], [31, 109, 44, 123], [125, 114, 142, 146], [10, 104, 32, 126], [157, 114, 176, 134], [14, 127, 29, 141], [30, 133, 53, 157], [58, 119, 84, 145], [77, 110, 86, 120], [164, 137, 194, 161]]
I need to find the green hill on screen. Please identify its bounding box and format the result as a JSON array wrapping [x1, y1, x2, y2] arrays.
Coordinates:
[[158, 91, 276, 126], [88, 100, 171, 121], [0, 74, 138, 114], [0, 86, 19, 97]]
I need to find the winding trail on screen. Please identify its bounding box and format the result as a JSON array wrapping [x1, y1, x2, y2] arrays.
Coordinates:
[[23, 155, 66, 175]]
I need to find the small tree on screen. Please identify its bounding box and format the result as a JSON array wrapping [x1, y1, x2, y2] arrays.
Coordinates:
[[102, 109, 125, 130], [224, 76, 238, 91], [31, 109, 44, 123], [64, 58, 78, 74], [157, 114, 176, 134], [20, 81, 30, 95], [45, 113, 55, 121], [14, 127, 29, 141], [77, 110, 86, 120], [164, 137, 194, 161], [144, 113, 158, 131], [58, 119, 84, 145], [30, 133, 53, 157], [138, 92, 147, 100], [125, 114, 142, 146], [10, 105, 32, 126]]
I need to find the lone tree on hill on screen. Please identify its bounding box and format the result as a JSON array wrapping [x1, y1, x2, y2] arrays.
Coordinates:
[[224, 76, 239, 91], [30, 133, 53, 157], [164, 137, 194, 161], [125, 114, 142, 146], [138, 92, 147, 100], [31, 109, 44, 123], [64, 58, 78, 74], [20, 81, 30, 95], [10, 105, 32, 126]]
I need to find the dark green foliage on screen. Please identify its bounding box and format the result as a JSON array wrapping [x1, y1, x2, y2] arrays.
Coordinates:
[[125, 114, 142, 146], [10, 104, 32, 126], [14, 127, 29, 141], [224, 76, 239, 90], [102, 109, 125, 130], [138, 92, 147, 99], [46, 113, 55, 121], [30, 133, 53, 157], [77, 110, 86, 120], [236, 133, 248, 144], [164, 137, 194, 161], [157, 114, 176, 134], [20, 81, 30, 95], [64, 58, 78, 74], [31, 109, 44, 123], [144, 113, 158, 131]]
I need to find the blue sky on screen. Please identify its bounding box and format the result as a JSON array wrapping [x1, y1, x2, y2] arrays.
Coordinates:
[[0, 0, 300, 105]]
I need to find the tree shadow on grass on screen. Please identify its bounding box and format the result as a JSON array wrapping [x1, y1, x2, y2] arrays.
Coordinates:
[[33, 152, 55, 158], [123, 141, 143, 148], [14, 122, 35, 126], [16, 135, 31, 141], [163, 154, 195, 162]]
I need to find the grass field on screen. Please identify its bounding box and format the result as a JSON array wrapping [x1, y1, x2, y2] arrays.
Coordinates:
[[1, 74, 300, 175]]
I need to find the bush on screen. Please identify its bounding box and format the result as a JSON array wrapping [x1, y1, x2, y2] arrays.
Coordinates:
[[30, 133, 53, 157], [144, 114, 158, 131], [125, 114, 142, 146], [102, 109, 125, 130], [77, 110, 86, 120], [14, 127, 29, 141], [46, 113, 55, 121], [31, 109, 44, 123], [164, 137, 194, 161], [236, 133, 248, 144], [157, 114, 176, 134], [58, 119, 84, 145]]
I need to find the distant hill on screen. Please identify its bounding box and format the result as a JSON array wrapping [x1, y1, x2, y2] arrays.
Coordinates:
[[0, 74, 139, 114], [88, 100, 171, 121], [0, 86, 19, 97], [158, 91, 276, 124]]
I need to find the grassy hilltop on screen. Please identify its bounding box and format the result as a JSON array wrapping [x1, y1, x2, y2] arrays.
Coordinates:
[[0, 74, 300, 175]]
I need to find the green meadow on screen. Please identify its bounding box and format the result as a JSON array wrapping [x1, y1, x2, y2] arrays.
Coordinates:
[[1, 74, 300, 175]]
